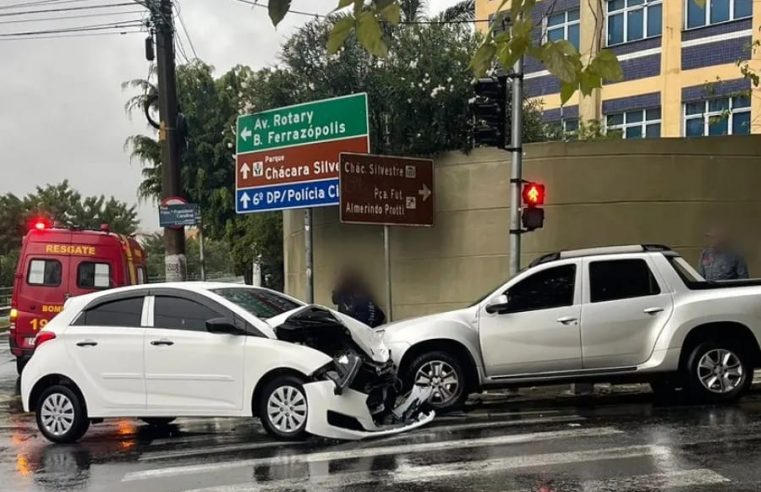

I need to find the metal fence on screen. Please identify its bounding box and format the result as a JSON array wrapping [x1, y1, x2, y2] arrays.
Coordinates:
[[0, 286, 11, 318]]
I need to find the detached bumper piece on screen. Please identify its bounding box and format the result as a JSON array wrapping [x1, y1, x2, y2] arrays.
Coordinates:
[[304, 381, 435, 440]]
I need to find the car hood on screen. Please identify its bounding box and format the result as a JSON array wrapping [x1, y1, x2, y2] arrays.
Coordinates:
[[266, 305, 390, 363]]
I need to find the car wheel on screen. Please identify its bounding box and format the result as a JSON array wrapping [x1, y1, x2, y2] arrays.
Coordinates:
[[16, 358, 27, 375], [684, 341, 751, 403], [141, 417, 176, 426], [407, 351, 468, 413], [36, 385, 90, 444], [258, 375, 309, 440]]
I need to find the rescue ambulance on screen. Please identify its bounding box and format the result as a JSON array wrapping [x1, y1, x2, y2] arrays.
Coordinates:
[[9, 221, 148, 374]]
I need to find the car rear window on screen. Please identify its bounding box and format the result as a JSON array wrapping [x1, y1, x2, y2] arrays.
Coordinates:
[[27, 259, 62, 286], [77, 262, 111, 289], [211, 288, 300, 320]]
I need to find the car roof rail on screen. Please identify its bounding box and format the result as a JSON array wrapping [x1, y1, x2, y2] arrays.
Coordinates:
[[529, 244, 674, 268]]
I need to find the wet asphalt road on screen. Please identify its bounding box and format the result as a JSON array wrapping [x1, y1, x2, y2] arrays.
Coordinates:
[[3, 337, 761, 492]]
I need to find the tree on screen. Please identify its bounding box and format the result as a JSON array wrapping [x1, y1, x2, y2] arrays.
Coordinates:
[[140, 231, 236, 281], [0, 182, 139, 286], [123, 12, 552, 291], [265, 0, 708, 105]]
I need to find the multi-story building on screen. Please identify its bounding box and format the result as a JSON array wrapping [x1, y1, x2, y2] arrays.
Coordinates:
[[475, 0, 761, 137]]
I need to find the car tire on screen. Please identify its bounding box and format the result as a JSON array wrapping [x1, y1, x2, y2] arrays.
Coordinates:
[[683, 341, 752, 404], [36, 385, 90, 444], [258, 375, 309, 441], [16, 358, 27, 376], [406, 351, 468, 413], [141, 417, 176, 426]]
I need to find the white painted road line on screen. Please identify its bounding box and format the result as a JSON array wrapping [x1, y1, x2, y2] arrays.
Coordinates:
[[183, 446, 728, 492], [142, 415, 586, 461], [579, 469, 730, 490], [141, 440, 310, 462], [123, 426, 623, 482]]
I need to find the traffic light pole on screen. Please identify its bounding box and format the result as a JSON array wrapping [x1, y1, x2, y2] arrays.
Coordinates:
[[153, 0, 186, 282], [508, 57, 524, 278]]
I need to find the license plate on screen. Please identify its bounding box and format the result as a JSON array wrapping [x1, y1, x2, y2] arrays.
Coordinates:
[[25, 337, 36, 346]]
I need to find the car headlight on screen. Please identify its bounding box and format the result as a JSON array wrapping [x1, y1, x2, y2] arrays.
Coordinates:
[[323, 353, 362, 396]]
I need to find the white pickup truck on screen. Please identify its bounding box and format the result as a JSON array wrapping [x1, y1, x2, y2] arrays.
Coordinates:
[[382, 245, 761, 411]]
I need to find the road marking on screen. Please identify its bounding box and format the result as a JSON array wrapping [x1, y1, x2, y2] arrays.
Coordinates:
[[140, 440, 310, 461], [183, 446, 728, 491], [141, 415, 585, 461], [123, 426, 623, 482], [578, 469, 730, 490]]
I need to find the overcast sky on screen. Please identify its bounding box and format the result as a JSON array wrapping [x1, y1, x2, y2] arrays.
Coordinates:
[[0, 0, 463, 232]]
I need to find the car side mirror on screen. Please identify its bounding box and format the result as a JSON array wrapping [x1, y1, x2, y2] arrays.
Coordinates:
[[206, 317, 243, 335], [485, 294, 510, 314]]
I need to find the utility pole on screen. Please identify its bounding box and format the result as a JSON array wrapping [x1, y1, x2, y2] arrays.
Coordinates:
[[508, 56, 524, 278], [151, 0, 186, 281]]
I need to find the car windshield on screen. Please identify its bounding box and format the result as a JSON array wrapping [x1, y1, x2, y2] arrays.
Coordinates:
[[210, 287, 301, 320]]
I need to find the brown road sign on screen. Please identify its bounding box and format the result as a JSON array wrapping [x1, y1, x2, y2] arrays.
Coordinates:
[[340, 153, 434, 226]]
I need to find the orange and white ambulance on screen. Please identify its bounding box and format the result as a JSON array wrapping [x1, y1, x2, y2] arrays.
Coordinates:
[[9, 221, 147, 373]]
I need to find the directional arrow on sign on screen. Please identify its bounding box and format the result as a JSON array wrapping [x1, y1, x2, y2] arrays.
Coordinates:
[[240, 192, 251, 209], [240, 162, 250, 179], [418, 183, 432, 201], [240, 127, 252, 142]]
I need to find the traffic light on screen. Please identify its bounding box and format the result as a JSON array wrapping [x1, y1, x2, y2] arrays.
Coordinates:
[[471, 76, 507, 148], [521, 182, 545, 231]]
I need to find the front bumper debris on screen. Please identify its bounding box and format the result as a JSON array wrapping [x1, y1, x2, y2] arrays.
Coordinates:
[[303, 381, 434, 440]]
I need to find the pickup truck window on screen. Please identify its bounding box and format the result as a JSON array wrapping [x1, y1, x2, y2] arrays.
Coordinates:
[[590, 259, 660, 303], [506, 264, 576, 312]]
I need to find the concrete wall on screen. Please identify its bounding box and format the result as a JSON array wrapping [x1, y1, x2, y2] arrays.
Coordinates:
[[284, 135, 761, 320]]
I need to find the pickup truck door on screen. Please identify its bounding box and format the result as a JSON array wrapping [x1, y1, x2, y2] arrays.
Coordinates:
[[479, 261, 583, 377], [580, 257, 674, 369]]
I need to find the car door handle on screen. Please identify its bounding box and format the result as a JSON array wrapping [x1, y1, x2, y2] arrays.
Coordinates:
[[150, 339, 174, 346], [556, 316, 578, 325], [76, 340, 98, 347], [643, 307, 664, 315]]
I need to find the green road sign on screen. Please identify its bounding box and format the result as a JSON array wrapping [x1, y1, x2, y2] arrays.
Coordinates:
[[236, 93, 369, 154]]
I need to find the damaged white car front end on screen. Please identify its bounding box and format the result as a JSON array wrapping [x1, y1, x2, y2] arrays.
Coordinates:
[[269, 306, 434, 440]]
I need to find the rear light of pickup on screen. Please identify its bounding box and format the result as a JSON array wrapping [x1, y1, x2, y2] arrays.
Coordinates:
[[34, 331, 56, 348]]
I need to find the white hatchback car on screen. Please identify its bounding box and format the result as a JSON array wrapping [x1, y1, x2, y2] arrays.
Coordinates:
[[21, 283, 433, 443]]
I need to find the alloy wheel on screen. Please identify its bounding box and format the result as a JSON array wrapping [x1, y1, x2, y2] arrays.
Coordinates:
[[40, 393, 75, 436], [415, 360, 460, 405], [697, 348, 744, 394], [266, 385, 307, 433]]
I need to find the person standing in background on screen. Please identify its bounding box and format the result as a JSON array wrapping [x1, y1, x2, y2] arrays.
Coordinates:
[[331, 267, 386, 328], [698, 227, 749, 281]]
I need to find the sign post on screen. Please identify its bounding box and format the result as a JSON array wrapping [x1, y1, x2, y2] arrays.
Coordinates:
[[339, 153, 435, 321], [236, 94, 369, 298], [159, 198, 203, 281]]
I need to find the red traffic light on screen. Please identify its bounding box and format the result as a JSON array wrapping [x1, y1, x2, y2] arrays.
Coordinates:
[[522, 182, 545, 207]]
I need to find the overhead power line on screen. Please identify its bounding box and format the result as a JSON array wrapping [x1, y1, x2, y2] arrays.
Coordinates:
[[233, 0, 325, 19], [0, 28, 142, 40], [173, 0, 197, 59], [0, 0, 95, 10], [0, 9, 145, 25], [0, 19, 144, 36], [0, 2, 136, 17]]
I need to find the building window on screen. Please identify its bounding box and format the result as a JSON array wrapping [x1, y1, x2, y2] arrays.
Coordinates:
[[546, 9, 580, 50], [686, 0, 752, 29], [684, 96, 750, 136], [606, 108, 661, 138], [545, 117, 579, 139], [606, 0, 663, 46]]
